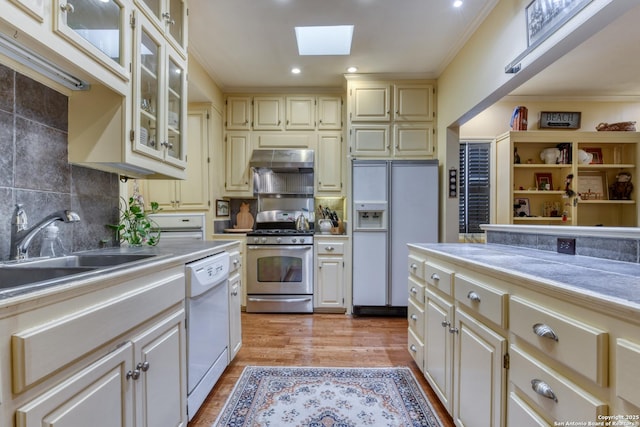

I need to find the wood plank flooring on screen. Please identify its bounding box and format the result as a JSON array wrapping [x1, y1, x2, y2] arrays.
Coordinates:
[[188, 312, 455, 426]]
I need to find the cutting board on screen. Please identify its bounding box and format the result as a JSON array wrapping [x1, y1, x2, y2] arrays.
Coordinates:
[[224, 228, 252, 233], [236, 210, 254, 230]]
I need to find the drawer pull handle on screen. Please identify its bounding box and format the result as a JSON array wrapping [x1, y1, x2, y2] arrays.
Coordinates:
[[467, 291, 481, 302], [533, 323, 559, 341], [410, 314, 418, 321], [431, 273, 440, 281], [325, 246, 334, 251], [441, 320, 450, 328], [410, 263, 417, 270], [531, 379, 558, 402], [410, 344, 417, 353], [410, 287, 418, 294]]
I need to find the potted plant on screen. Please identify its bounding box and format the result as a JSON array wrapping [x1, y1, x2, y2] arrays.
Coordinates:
[[108, 196, 161, 246]]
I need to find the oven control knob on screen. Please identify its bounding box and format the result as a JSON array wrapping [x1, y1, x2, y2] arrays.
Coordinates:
[[261, 237, 267, 244], [253, 237, 259, 243], [299, 238, 305, 244], [292, 238, 297, 243], [276, 237, 282, 243]]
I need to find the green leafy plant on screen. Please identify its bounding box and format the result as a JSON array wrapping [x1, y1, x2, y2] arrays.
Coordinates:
[[108, 197, 161, 246]]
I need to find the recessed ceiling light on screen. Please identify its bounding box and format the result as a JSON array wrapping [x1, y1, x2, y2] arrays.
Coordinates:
[[295, 25, 354, 56], [291, 67, 301, 74], [453, 0, 463, 7], [347, 66, 358, 73]]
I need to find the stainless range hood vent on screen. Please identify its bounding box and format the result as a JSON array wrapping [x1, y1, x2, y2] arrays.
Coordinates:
[[249, 149, 314, 173]]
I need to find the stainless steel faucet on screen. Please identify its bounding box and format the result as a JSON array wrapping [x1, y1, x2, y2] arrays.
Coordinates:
[[10, 204, 81, 260]]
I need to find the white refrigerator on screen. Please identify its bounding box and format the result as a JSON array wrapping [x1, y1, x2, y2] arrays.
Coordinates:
[[352, 160, 438, 315]]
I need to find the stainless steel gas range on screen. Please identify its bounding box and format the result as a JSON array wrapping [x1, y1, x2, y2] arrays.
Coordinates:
[[245, 213, 314, 313]]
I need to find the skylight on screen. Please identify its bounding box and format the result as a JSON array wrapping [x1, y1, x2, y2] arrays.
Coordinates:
[[295, 25, 354, 56]]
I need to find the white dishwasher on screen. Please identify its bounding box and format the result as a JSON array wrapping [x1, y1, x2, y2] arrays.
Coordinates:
[[186, 252, 230, 420]]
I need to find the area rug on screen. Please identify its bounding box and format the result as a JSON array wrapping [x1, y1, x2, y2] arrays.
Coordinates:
[[213, 366, 444, 427]]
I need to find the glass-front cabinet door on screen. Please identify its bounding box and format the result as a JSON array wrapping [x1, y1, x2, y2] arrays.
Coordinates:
[[134, 0, 187, 56], [54, 0, 129, 79], [132, 11, 186, 169]]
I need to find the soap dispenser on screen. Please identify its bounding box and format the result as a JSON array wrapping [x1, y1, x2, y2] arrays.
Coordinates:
[[39, 224, 67, 257]]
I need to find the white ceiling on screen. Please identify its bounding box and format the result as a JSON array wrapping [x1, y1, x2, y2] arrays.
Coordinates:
[[187, 0, 640, 101]]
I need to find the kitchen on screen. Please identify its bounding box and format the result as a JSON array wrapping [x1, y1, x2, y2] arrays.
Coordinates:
[[1, 0, 640, 426]]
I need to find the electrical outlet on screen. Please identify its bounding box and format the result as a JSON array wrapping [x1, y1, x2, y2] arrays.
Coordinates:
[[557, 238, 576, 255]]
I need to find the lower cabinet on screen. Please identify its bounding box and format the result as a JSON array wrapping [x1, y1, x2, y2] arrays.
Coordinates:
[[314, 237, 348, 312], [16, 307, 187, 427], [228, 245, 243, 361]]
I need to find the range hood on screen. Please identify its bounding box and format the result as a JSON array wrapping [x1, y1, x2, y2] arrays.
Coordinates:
[[249, 149, 314, 172]]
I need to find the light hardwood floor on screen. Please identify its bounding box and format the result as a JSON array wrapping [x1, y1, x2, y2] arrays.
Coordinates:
[[188, 312, 455, 426]]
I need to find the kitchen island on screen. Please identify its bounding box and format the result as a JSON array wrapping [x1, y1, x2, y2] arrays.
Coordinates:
[[408, 240, 640, 427], [0, 240, 238, 427]]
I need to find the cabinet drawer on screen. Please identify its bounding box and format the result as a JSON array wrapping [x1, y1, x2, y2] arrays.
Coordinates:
[[507, 392, 551, 427], [616, 338, 640, 408], [408, 253, 425, 280], [425, 263, 453, 296], [408, 276, 425, 306], [407, 298, 425, 340], [510, 296, 608, 386], [408, 328, 424, 369], [455, 275, 508, 328], [317, 241, 344, 255], [510, 346, 607, 423], [229, 251, 242, 273]]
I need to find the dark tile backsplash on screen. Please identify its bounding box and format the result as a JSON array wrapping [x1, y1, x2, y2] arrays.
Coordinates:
[[0, 63, 120, 260]]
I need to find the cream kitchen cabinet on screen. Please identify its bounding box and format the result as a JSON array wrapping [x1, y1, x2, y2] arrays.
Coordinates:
[[407, 252, 426, 370], [317, 96, 342, 130], [316, 132, 344, 194], [350, 124, 390, 157], [225, 96, 252, 130], [4, 264, 187, 427], [350, 82, 391, 122], [286, 96, 315, 130], [143, 106, 211, 210], [253, 96, 284, 130], [393, 83, 434, 122], [134, 0, 187, 57], [228, 243, 242, 361], [54, 0, 130, 80], [314, 237, 348, 312], [393, 123, 435, 157], [224, 131, 251, 193], [132, 11, 187, 171]]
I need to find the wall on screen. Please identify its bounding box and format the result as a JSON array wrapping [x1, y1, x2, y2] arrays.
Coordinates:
[[0, 64, 120, 260]]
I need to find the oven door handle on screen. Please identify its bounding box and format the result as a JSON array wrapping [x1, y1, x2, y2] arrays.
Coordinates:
[[248, 297, 313, 303], [247, 245, 312, 251]]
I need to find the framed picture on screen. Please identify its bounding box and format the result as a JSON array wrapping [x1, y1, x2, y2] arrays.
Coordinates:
[[535, 172, 553, 191], [539, 111, 581, 129], [578, 171, 608, 200], [526, 0, 593, 47], [216, 199, 229, 217], [514, 198, 531, 217], [584, 147, 603, 164]]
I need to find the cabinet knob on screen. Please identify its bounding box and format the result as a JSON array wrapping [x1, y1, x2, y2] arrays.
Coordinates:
[[126, 369, 141, 380], [232, 290, 238, 296], [441, 320, 450, 328], [430, 273, 440, 281], [532, 323, 559, 341], [137, 361, 150, 372], [60, 3, 75, 13], [409, 344, 417, 353], [410, 263, 417, 270], [467, 291, 481, 303], [325, 246, 334, 251], [531, 379, 558, 402], [410, 314, 418, 321], [449, 327, 459, 334], [410, 287, 417, 294], [233, 259, 239, 265]]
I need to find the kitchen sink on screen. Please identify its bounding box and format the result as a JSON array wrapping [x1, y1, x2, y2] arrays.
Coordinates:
[[0, 266, 97, 290], [1, 253, 158, 269]]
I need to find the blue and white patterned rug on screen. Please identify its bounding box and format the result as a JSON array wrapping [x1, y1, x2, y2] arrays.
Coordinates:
[[213, 366, 444, 427]]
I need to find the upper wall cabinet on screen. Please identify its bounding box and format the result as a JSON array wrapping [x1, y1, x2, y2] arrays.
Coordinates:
[[253, 96, 284, 130], [350, 83, 391, 122], [226, 96, 251, 130], [317, 96, 342, 130], [53, 0, 130, 80], [394, 84, 434, 122], [286, 96, 315, 130], [131, 11, 186, 170], [134, 0, 187, 57]]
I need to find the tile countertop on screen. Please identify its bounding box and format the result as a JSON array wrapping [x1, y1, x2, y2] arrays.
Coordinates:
[[0, 240, 238, 306], [410, 243, 640, 318]]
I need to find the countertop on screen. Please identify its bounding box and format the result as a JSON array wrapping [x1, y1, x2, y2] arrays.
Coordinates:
[[0, 240, 237, 305], [410, 243, 640, 316]]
